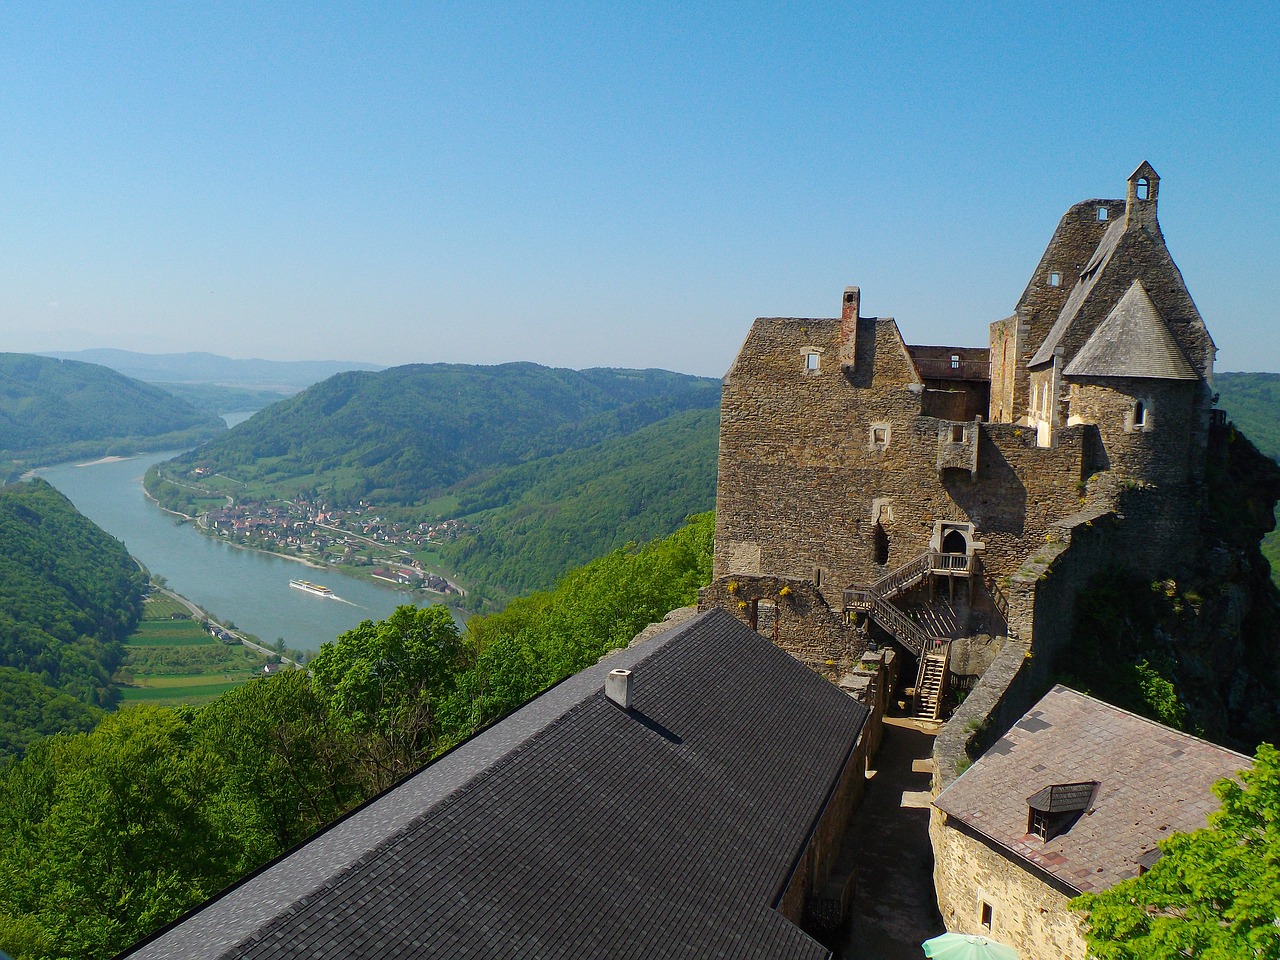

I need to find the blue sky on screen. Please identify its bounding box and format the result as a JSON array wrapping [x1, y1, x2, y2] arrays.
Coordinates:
[[1, 2, 1276, 377]]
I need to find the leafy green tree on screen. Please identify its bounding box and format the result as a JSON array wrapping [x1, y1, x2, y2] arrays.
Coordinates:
[[309, 605, 468, 790], [0, 707, 269, 959], [1073, 743, 1280, 959], [195, 671, 363, 849]]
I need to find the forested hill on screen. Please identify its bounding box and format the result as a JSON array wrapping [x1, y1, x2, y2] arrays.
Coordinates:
[[0, 479, 147, 755], [151, 362, 720, 596], [0, 353, 225, 477], [1216, 373, 1280, 457], [1215, 372, 1280, 580]]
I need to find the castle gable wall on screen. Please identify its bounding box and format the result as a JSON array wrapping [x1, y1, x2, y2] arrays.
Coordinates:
[[714, 316, 1087, 594]]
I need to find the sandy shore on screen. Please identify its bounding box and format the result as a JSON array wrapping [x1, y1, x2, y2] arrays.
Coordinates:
[[76, 455, 134, 467]]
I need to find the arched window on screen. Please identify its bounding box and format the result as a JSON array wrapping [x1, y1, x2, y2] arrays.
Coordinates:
[[1134, 400, 1147, 429], [1136, 178, 1150, 201]]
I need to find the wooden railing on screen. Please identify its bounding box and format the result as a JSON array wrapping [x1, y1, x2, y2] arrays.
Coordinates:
[[929, 552, 974, 575], [869, 598, 931, 658]]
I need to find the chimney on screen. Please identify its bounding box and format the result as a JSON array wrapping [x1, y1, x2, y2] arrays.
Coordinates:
[[841, 286, 860, 323], [605, 668, 632, 708], [840, 286, 860, 367]]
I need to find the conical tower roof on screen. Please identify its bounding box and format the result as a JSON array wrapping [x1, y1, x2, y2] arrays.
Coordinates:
[[1062, 280, 1197, 380]]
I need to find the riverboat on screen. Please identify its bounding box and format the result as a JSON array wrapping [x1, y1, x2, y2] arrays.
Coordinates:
[[289, 579, 335, 598]]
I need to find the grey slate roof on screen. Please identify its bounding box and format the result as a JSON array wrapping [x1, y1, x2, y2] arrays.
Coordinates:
[[1062, 280, 1197, 380], [124, 609, 867, 960], [934, 685, 1249, 894], [1028, 215, 1126, 369]]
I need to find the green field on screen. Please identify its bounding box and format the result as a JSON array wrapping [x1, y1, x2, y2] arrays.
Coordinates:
[[141, 594, 192, 619], [128, 619, 214, 646], [117, 594, 271, 705]]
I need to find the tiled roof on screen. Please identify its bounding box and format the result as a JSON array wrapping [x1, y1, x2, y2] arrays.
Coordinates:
[[124, 609, 866, 960], [934, 685, 1249, 894], [1062, 281, 1197, 380]]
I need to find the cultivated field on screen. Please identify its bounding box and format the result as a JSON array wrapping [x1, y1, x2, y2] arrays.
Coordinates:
[[118, 595, 272, 705]]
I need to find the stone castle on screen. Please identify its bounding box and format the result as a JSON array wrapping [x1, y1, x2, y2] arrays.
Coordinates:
[[700, 162, 1279, 734]]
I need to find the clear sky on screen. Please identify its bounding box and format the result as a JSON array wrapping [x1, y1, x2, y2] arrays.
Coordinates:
[[2, 2, 1276, 378]]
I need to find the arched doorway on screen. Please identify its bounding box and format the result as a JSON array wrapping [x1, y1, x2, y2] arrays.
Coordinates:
[[941, 529, 968, 555]]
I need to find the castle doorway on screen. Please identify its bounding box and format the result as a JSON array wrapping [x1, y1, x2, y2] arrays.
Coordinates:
[[941, 529, 968, 555]]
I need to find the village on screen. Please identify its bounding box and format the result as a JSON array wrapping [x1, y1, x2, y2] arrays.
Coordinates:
[[198, 494, 468, 597]]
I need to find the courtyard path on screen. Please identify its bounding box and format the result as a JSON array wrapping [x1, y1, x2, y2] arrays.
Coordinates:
[[834, 712, 946, 959]]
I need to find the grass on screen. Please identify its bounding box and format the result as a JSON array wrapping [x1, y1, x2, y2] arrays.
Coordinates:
[[116, 594, 271, 705], [141, 595, 191, 619], [120, 681, 248, 704], [127, 620, 212, 647]]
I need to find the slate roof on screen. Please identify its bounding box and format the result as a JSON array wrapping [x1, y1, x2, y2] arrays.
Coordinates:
[[1028, 215, 1127, 369], [1062, 280, 1197, 380], [933, 685, 1249, 894], [123, 609, 867, 960]]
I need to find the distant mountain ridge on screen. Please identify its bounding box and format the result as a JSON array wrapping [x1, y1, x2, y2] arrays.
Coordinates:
[[40, 349, 384, 391], [0, 353, 226, 478], [150, 362, 720, 595]]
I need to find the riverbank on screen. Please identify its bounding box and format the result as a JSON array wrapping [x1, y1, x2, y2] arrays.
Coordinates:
[[41, 453, 432, 652], [118, 590, 289, 707]]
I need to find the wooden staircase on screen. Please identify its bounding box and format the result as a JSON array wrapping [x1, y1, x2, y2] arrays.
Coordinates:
[[843, 551, 955, 720], [914, 638, 950, 722]]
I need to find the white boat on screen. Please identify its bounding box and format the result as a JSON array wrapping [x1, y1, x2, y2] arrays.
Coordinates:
[[289, 579, 335, 598]]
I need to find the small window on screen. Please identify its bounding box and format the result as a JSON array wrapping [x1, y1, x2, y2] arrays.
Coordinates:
[[1097, 206, 1108, 221], [1134, 400, 1147, 429], [951, 424, 965, 443], [980, 901, 993, 931], [805, 352, 820, 372], [1048, 271, 1061, 287], [1136, 178, 1150, 201], [870, 424, 890, 449], [950, 354, 961, 369], [872, 523, 889, 566]]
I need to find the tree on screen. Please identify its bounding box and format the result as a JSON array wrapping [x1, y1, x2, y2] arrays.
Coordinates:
[[309, 605, 467, 790], [1073, 743, 1280, 959]]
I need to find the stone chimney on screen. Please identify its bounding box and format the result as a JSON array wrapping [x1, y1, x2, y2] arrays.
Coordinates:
[[605, 668, 632, 708], [840, 286, 860, 367]]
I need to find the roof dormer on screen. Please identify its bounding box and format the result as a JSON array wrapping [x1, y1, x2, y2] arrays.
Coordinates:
[[1126, 161, 1160, 230], [1026, 781, 1098, 841]]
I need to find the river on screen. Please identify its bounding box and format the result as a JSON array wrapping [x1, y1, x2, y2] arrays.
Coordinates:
[[39, 438, 454, 653]]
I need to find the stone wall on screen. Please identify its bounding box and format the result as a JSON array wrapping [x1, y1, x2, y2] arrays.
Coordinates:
[[778, 714, 871, 929], [930, 815, 1087, 960], [714, 311, 1091, 599], [698, 575, 865, 679], [1003, 198, 1128, 422]]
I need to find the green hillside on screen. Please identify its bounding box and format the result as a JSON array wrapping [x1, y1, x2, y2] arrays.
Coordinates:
[[150, 363, 720, 596], [445, 407, 718, 593], [0, 353, 225, 478], [0, 479, 147, 753], [1215, 372, 1280, 581]]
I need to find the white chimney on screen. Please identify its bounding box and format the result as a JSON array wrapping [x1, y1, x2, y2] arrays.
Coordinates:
[[605, 668, 632, 708]]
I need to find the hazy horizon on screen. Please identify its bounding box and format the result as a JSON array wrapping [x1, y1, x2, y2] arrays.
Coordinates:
[[2, 5, 1276, 379]]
